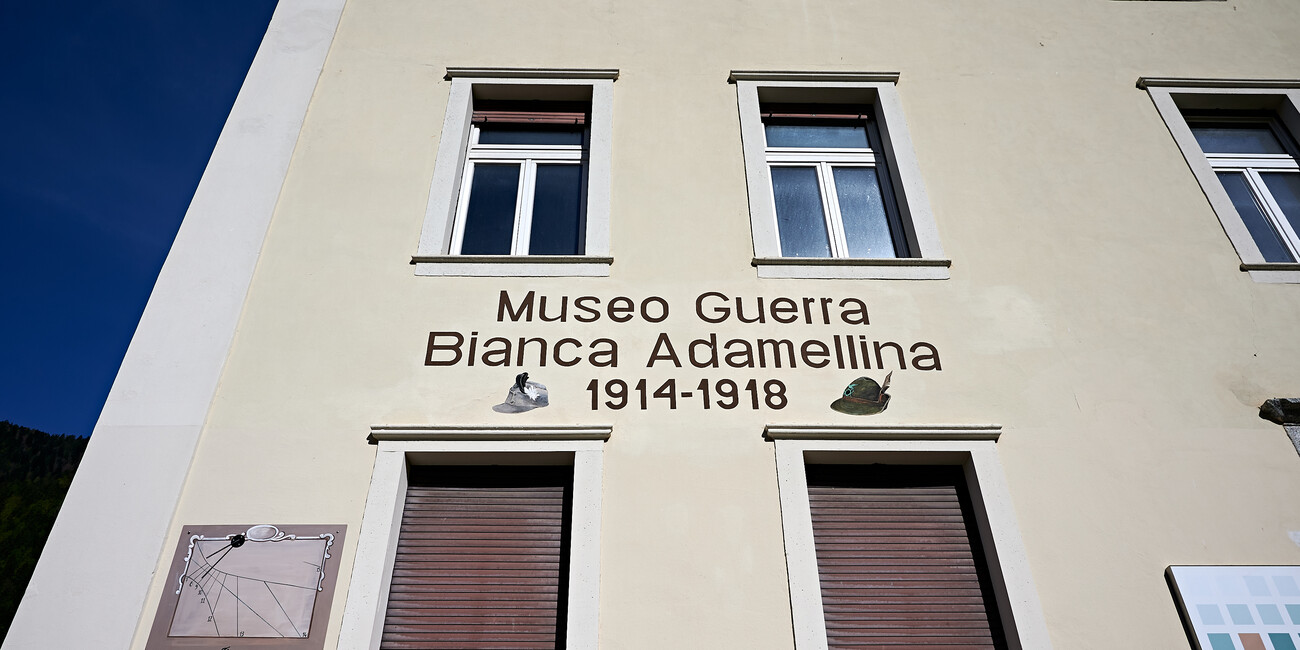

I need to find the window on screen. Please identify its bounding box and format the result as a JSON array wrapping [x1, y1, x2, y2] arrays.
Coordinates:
[[1185, 116, 1300, 263], [338, 426, 608, 649], [414, 69, 616, 277], [732, 72, 950, 279], [1141, 78, 1300, 283], [767, 425, 1052, 649], [763, 106, 908, 259], [454, 104, 589, 256]]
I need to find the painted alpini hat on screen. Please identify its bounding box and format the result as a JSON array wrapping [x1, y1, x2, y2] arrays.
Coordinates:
[[831, 372, 892, 415]]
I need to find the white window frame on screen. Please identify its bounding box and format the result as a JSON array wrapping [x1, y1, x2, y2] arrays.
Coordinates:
[[451, 125, 588, 255], [1141, 78, 1300, 283], [766, 425, 1052, 650], [733, 71, 950, 280], [766, 140, 907, 259], [414, 68, 616, 277], [1189, 117, 1300, 260], [337, 425, 609, 650]]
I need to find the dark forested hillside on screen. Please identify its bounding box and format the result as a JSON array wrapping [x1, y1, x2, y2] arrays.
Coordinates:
[[0, 421, 87, 643]]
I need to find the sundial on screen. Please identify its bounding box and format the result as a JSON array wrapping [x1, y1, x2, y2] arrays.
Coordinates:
[[147, 524, 346, 649]]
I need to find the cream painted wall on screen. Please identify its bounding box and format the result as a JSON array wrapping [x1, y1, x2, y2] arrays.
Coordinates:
[[132, 1, 1300, 648]]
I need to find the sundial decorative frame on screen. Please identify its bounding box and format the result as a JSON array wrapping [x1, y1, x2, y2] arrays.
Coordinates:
[[146, 524, 346, 649]]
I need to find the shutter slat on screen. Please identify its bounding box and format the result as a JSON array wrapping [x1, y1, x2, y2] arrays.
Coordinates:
[[381, 643, 556, 650], [807, 466, 1005, 649], [380, 467, 571, 649], [382, 631, 557, 642], [396, 532, 563, 541], [387, 606, 558, 615]]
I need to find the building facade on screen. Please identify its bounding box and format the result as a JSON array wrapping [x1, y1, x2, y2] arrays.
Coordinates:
[[8, 0, 1300, 648]]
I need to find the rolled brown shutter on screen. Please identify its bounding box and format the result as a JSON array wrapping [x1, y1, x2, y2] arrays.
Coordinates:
[[760, 102, 871, 121], [471, 110, 586, 125], [380, 465, 572, 650], [806, 465, 1006, 649]]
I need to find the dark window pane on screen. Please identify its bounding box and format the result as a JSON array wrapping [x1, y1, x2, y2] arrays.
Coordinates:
[[764, 123, 869, 148], [1261, 172, 1300, 240], [529, 164, 585, 255], [833, 166, 898, 258], [1216, 172, 1294, 262], [1191, 125, 1287, 155], [771, 166, 831, 257], [460, 164, 520, 255], [477, 125, 584, 146]]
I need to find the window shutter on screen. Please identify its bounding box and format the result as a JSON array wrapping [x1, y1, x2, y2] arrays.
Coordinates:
[[760, 110, 871, 121], [806, 465, 1006, 649], [760, 103, 871, 121], [471, 110, 587, 125], [380, 466, 572, 650]]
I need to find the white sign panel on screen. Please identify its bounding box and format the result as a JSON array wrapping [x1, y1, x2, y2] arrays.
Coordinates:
[[1168, 566, 1300, 650]]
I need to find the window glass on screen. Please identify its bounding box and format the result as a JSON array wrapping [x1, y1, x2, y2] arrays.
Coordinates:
[[1191, 125, 1288, 155], [1261, 172, 1300, 234], [1216, 172, 1294, 262], [528, 165, 585, 255], [460, 164, 520, 255], [771, 166, 832, 257], [765, 123, 869, 149], [477, 125, 584, 146], [833, 166, 896, 258]]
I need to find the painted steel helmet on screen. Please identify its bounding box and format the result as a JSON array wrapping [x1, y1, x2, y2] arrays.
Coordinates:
[[830, 372, 892, 415], [493, 372, 550, 413]]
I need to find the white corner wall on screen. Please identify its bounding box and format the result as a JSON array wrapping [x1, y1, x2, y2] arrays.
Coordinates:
[[1, 1, 346, 647]]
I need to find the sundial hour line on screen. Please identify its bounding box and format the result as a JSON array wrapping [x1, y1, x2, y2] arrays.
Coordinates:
[[264, 581, 302, 637]]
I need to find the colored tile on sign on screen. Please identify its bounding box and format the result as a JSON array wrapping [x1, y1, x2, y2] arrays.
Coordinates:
[[1246, 576, 1272, 597], [1277, 577, 1300, 597], [1257, 604, 1284, 625], [1287, 605, 1300, 625], [1207, 633, 1236, 650], [1229, 604, 1256, 625], [1237, 633, 1266, 650], [1199, 604, 1226, 625], [1270, 633, 1298, 650]]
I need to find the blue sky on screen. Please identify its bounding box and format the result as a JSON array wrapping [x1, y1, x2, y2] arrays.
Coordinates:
[[0, 1, 279, 437]]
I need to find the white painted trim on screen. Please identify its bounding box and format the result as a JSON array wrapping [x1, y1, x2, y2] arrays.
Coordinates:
[[764, 424, 1002, 440], [447, 67, 619, 80], [338, 432, 607, 650], [414, 261, 612, 277], [1248, 268, 1300, 283], [1, 2, 345, 648], [369, 424, 613, 441], [737, 79, 779, 261], [337, 449, 409, 649], [730, 71, 901, 83], [1139, 77, 1300, 90], [756, 262, 951, 280], [1144, 83, 1300, 282], [753, 257, 951, 267], [566, 448, 604, 649], [774, 440, 828, 650], [415, 73, 615, 277], [771, 435, 1052, 650], [874, 83, 946, 260], [734, 75, 948, 280]]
